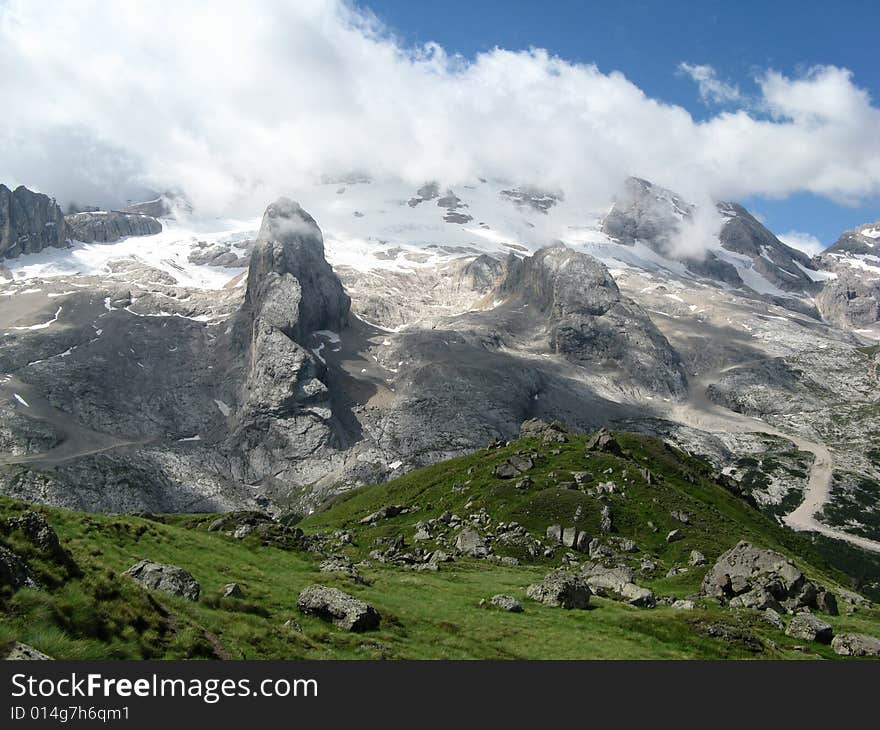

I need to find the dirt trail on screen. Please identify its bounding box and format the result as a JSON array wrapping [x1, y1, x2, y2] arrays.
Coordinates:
[[669, 362, 880, 555], [0, 376, 149, 466]]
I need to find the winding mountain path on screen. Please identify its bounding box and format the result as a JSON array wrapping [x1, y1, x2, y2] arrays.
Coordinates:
[[670, 362, 880, 555]]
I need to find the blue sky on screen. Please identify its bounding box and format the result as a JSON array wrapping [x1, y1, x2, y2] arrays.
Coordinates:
[[366, 0, 880, 248]]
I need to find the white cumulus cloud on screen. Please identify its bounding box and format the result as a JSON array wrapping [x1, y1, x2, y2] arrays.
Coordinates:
[[1, 0, 879, 219], [678, 62, 743, 105]]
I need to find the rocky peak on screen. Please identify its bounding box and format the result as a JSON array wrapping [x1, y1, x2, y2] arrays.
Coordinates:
[[65, 210, 162, 243], [716, 202, 818, 292], [0, 184, 69, 258], [601, 177, 693, 251], [242, 197, 350, 341], [601, 176, 819, 296], [824, 220, 880, 257]]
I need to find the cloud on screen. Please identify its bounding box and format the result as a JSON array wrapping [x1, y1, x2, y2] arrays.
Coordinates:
[[777, 230, 826, 256], [1, 0, 880, 221], [678, 62, 742, 105]]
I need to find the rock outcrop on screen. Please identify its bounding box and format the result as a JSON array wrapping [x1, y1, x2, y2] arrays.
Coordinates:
[[526, 571, 591, 609], [297, 584, 380, 631], [831, 632, 880, 656], [0, 545, 38, 589], [65, 211, 162, 243], [700, 541, 832, 613], [123, 560, 200, 601], [495, 244, 688, 397], [581, 563, 655, 607], [785, 613, 833, 643], [0, 184, 68, 258], [227, 198, 351, 489], [2, 642, 53, 660]]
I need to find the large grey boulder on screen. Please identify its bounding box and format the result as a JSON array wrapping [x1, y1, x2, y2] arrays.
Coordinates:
[[785, 613, 833, 644], [455, 527, 489, 558], [65, 211, 162, 243], [0, 184, 68, 258], [526, 572, 591, 609], [489, 594, 523, 612], [701, 541, 828, 613], [831, 633, 880, 657], [123, 560, 200, 601], [297, 584, 380, 631], [581, 563, 655, 607], [0, 545, 38, 589]]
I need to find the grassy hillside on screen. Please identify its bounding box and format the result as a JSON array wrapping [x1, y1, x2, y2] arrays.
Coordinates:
[[2, 430, 879, 660]]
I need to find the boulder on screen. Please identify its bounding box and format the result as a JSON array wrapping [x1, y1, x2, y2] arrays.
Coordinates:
[[585, 428, 624, 455], [701, 541, 823, 613], [815, 590, 839, 616], [688, 550, 706, 566], [123, 560, 200, 601], [672, 600, 695, 611], [2, 642, 53, 660], [785, 613, 833, 644], [455, 527, 489, 558], [359, 505, 408, 524], [494, 462, 520, 479], [519, 418, 568, 444], [297, 584, 380, 631], [489, 594, 524, 613], [0, 545, 38, 590], [831, 633, 880, 657], [581, 563, 655, 607], [222, 583, 244, 599], [526, 572, 591, 609], [666, 529, 684, 543], [600, 505, 613, 533]]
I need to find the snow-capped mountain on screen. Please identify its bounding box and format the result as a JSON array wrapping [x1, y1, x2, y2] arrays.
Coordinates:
[[1, 176, 878, 555]]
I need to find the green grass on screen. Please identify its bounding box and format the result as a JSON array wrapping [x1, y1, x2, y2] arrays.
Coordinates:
[[2, 430, 880, 660]]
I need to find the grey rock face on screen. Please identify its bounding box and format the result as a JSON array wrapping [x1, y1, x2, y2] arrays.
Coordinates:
[[297, 584, 380, 631], [242, 198, 350, 340], [222, 582, 244, 599], [601, 177, 818, 295], [489, 594, 524, 612], [785, 613, 833, 643], [0, 545, 38, 589], [65, 211, 161, 243], [831, 632, 880, 656], [495, 245, 687, 398], [602, 177, 693, 251], [455, 527, 489, 557], [227, 198, 351, 487], [700, 541, 829, 613], [815, 267, 879, 329], [716, 202, 818, 293], [0, 184, 68, 258], [526, 571, 591, 609], [123, 559, 200, 601], [519, 418, 568, 443]]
